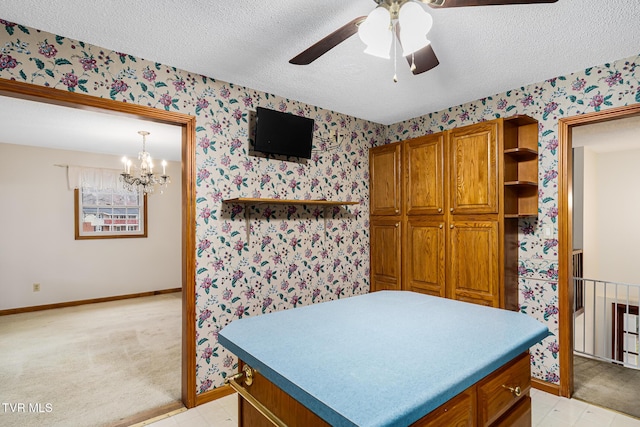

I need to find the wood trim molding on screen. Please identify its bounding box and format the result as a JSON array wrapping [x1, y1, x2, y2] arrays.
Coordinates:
[[531, 378, 561, 396], [558, 103, 640, 398], [0, 78, 198, 409], [557, 117, 573, 398], [112, 401, 185, 427], [0, 288, 181, 316], [195, 384, 236, 406], [181, 114, 198, 409]]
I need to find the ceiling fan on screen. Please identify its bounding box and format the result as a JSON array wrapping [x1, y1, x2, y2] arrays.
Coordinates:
[[289, 0, 558, 78]]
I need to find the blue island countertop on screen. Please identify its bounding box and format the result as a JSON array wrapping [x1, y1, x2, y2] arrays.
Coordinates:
[[218, 291, 549, 427]]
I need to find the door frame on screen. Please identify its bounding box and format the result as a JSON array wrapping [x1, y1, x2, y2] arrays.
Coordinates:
[[0, 79, 198, 408], [558, 103, 640, 397]]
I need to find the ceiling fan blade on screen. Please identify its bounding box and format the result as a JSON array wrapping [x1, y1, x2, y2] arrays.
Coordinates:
[[407, 44, 440, 75], [394, 24, 440, 75], [289, 16, 366, 65], [421, 0, 557, 7]]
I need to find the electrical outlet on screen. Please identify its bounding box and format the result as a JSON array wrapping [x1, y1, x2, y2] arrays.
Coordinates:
[[33, 283, 40, 292]]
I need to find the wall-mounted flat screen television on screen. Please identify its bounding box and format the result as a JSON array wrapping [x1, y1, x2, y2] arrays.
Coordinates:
[[254, 107, 314, 159]]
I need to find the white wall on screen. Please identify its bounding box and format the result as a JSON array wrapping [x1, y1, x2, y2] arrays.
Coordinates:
[[574, 147, 640, 361], [572, 147, 584, 250], [0, 142, 181, 310], [593, 148, 640, 284], [582, 147, 600, 280]]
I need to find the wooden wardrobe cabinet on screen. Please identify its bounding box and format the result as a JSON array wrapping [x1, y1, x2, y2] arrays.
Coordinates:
[[370, 142, 402, 216], [369, 116, 538, 307], [370, 217, 402, 292], [404, 217, 446, 297], [448, 121, 498, 215], [404, 133, 445, 216], [449, 220, 500, 307]]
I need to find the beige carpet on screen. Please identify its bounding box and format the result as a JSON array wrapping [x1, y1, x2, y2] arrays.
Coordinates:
[[573, 354, 640, 419], [0, 293, 182, 427]]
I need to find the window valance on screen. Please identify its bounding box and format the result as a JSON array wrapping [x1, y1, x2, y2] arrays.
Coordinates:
[[67, 166, 125, 191]]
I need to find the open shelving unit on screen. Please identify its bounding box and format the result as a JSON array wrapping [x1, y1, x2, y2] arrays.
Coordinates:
[[222, 198, 359, 242], [223, 198, 359, 207], [503, 115, 539, 218]]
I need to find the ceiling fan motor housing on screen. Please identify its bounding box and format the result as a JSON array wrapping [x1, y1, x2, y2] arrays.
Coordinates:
[[376, 0, 445, 5]]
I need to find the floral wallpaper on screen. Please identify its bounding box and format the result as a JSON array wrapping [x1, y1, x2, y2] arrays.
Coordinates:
[[3, 16, 639, 392], [0, 20, 383, 393], [387, 55, 640, 384]]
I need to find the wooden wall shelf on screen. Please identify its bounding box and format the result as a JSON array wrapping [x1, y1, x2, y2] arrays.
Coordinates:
[[222, 198, 358, 243], [504, 213, 536, 219], [504, 148, 537, 160], [504, 181, 537, 188], [223, 198, 359, 207]]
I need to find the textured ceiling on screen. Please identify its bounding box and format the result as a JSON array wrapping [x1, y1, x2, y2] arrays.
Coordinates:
[[1, 0, 639, 125], [0, 96, 182, 161]]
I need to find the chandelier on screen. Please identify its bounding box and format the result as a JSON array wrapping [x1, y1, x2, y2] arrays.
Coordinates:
[[358, 0, 433, 81], [120, 131, 170, 194]]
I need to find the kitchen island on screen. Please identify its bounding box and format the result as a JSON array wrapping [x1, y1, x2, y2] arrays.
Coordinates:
[[218, 291, 548, 426]]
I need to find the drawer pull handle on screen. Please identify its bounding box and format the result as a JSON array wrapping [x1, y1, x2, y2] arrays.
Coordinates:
[[502, 385, 521, 397], [225, 365, 254, 387]]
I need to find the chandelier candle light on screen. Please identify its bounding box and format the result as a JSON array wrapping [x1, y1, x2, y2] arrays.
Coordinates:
[[120, 130, 170, 194]]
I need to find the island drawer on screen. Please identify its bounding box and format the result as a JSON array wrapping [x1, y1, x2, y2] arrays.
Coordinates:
[[411, 386, 475, 426], [232, 351, 534, 427], [477, 352, 531, 426], [492, 395, 531, 427]]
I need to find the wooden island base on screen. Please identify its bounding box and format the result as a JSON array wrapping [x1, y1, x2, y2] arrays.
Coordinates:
[[231, 352, 532, 427]]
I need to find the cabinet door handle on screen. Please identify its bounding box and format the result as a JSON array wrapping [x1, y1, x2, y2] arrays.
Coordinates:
[[450, 208, 454, 213], [395, 223, 399, 228], [438, 208, 442, 213], [439, 224, 443, 229], [395, 209, 399, 214], [502, 385, 522, 397], [450, 224, 454, 229]]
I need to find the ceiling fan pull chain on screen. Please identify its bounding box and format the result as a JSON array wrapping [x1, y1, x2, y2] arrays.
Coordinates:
[[393, 22, 398, 83]]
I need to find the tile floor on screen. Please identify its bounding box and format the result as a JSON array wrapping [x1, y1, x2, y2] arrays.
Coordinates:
[[143, 389, 640, 426]]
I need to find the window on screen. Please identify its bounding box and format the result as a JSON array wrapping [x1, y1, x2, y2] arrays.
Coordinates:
[[74, 187, 147, 239]]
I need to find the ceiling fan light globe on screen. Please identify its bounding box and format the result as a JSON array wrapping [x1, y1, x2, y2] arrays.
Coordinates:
[[399, 2, 433, 56], [358, 6, 392, 58], [401, 37, 431, 57], [363, 36, 392, 59]]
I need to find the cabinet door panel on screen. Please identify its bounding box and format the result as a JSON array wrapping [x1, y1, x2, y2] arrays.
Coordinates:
[[404, 218, 445, 297], [370, 219, 402, 291], [405, 133, 445, 216], [449, 122, 498, 214], [370, 143, 402, 216], [449, 221, 499, 307]]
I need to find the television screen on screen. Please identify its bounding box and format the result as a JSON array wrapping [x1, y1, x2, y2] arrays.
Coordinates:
[[254, 107, 314, 159]]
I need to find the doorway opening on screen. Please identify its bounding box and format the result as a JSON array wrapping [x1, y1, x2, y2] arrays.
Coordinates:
[[558, 104, 640, 411], [0, 79, 197, 419], [568, 114, 640, 417]]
